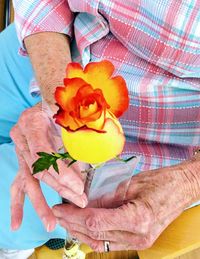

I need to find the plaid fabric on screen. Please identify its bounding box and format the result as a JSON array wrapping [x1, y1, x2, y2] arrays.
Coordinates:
[[13, 0, 200, 172]]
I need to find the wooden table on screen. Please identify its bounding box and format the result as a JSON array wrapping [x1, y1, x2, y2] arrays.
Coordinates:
[[138, 205, 200, 259]]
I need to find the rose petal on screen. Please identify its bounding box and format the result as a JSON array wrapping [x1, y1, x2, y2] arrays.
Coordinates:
[[66, 60, 129, 117], [53, 108, 80, 130], [55, 78, 88, 111], [84, 109, 105, 130], [80, 102, 98, 118]]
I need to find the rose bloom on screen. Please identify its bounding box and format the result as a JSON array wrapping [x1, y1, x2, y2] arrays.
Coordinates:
[[54, 60, 129, 164]]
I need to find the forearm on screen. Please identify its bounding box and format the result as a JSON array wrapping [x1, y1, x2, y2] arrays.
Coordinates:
[[177, 153, 200, 206], [24, 32, 71, 110]]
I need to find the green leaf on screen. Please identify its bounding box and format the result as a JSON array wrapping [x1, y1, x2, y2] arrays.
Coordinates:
[[36, 152, 53, 158], [32, 157, 52, 174], [32, 151, 77, 175], [52, 161, 59, 173]]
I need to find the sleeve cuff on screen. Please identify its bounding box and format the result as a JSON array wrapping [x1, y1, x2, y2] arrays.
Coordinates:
[[14, 0, 74, 55]]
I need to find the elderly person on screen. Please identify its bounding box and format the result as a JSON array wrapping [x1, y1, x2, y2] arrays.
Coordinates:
[[0, 0, 200, 255]]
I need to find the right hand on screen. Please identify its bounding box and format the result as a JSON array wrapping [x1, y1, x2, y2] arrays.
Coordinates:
[[10, 102, 88, 232]]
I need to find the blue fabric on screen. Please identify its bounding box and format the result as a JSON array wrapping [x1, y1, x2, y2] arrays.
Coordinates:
[[0, 24, 66, 249]]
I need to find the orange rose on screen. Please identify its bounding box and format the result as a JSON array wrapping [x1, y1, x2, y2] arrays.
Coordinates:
[[54, 79, 110, 131], [54, 60, 129, 164]]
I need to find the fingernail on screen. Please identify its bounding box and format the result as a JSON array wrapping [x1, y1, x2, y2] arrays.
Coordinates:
[[75, 197, 87, 208], [83, 194, 88, 208], [46, 220, 56, 232], [80, 195, 88, 208], [46, 223, 51, 232], [42, 217, 50, 232], [11, 222, 18, 231], [11, 216, 21, 231]]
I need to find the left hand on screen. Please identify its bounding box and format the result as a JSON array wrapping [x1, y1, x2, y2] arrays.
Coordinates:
[[53, 162, 198, 252], [10, 103, 87, 232]]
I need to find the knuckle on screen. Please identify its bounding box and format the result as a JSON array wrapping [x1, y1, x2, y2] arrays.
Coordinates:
[[20, 144, 29, 154], [86, 213, 98, 230], [11, 176, 24, 194], [19, 107, 45, 128], [19, 109, 31, 126], [10, 125, 18, 139], [57, 187, 65, 197], [90, 231, 104, 240]]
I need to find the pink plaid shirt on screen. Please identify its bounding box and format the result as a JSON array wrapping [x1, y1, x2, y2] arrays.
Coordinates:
[[13, 0, 200, 173]]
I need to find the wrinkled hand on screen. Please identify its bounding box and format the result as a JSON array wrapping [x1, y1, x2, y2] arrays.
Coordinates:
[[10, 103, 87, 232], [53, 164, 193, 251]]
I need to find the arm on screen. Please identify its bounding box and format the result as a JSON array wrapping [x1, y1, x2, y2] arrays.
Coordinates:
[[10, 0, 88, 232], [24, 32, 71, 109], [178, 153, 200, 205], [13, 0, 74, 108]]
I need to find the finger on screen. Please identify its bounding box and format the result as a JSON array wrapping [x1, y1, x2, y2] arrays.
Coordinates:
[[10, 125, 32, 166], [16, 107, 60, 164], [34, 170, 88, 208], [20, 127, 85, 195], [11, 150, 56, 232], [26, 178, 56, 232], [67, 230, 147, 252], [35, 159, 85, 196], [53, 204, 91, 225], [56, 160, 85, 195], [16, 106, 86, 194], [17, 155, 56, 232], [10, 175, 25, 231], [53, 201, 151, 234], [53, 204, 132, 232], [57, 207, 183, 251], [57, 219, 143, 246]]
